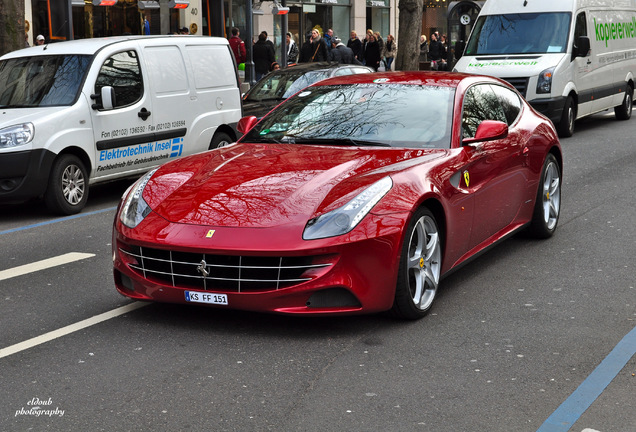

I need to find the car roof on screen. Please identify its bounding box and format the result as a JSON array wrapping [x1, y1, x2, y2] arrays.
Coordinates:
[[0, 35, 228, 59], [309, 71, 504, 88]]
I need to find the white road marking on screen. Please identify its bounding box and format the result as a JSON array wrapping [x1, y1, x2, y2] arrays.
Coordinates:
[[0, 252, 95, 282], [0, 302, 148, 359]]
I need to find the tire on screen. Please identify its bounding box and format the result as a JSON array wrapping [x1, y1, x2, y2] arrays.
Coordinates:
[[527, 153, 561, 239], [44, 154, 89, 215], [614, 86, 633, 120], [391, 207, 442, 320], [209, 132, 233, 150], [556, 95, 575, 138]]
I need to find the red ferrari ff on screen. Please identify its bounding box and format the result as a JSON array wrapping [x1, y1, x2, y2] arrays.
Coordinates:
[[112, 72, 562, 320]]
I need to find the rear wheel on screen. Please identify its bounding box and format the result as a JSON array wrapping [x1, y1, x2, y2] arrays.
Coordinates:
[[614, 86, 633, 120], [557, 95, 575, 138], [527, 153, 561, 239], [391, 207, 442, 320], [44, 154, 89, 215], [209, 132, 233, 150]]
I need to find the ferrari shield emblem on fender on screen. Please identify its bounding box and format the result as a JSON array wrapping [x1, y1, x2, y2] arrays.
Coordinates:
[[463, 170, 470, 188], [206, 230, 215, 238]]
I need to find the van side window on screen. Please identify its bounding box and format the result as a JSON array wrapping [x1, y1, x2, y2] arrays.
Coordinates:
[[462, 84, 506, 138], [95, 51, 143, 109], [491, 85, 522, 126]]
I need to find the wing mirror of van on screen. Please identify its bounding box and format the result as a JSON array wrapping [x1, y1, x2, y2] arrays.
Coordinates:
[[575, 36, 591, 58], [462, 120, 509, 145]]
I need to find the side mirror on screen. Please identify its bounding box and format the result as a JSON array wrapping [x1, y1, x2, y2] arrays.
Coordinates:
[[463, 120, 508, 145], [237, 116, 259, 134], [575, 36, 591, 58], [100, 86, 116, 110]]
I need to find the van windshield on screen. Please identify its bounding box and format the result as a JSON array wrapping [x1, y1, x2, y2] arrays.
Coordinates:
[[465, 12, 572, 55], [0, 55, 92, 108]]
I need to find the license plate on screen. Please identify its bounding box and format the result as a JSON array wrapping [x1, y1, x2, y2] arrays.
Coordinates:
[[185, 291, 228, 305]]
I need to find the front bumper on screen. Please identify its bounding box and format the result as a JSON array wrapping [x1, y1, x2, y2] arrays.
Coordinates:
[[0, 149, 56, 202], [528, 96, 566, 125], [112, 211, 410, 316]]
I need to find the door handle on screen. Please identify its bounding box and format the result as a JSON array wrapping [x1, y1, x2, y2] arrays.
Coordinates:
[[138, 108, 151, 121]]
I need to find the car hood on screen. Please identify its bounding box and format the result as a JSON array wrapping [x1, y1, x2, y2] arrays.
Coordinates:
[[145, 143, 445, 228]]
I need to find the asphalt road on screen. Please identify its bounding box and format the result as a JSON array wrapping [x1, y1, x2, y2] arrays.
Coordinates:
[[1, 111, 635, 432]]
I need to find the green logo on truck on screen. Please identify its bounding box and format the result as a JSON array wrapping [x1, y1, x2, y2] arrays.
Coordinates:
[[594, 17, 636, 47]]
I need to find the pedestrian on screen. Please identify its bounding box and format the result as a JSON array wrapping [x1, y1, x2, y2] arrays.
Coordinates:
[[253, 31, 275, 80], [330, 37, 360, 64], [300, 29, 328, 62], [270, 62, 280, 71], [229, 27, 247, 66], [324, 29, 334, 52], [286, 32, 298, 64], [428, 32, 444, 70], [144, 14, 150, 35], [419, 35, 428, 62], [374, 31, 385, 59], [363, 33, 381, 71], [383, 34, 397, 70], [347, 31, 363, 62], [35, 34, 45, 46]]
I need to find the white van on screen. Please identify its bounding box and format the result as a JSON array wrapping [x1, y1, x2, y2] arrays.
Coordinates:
[[0, 36, 242, 214], [453, 0, 635, 137]]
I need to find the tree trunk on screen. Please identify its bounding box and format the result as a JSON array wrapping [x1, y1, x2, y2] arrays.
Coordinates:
[[395, 0, 423, 71], [0, 0, 26, 56]]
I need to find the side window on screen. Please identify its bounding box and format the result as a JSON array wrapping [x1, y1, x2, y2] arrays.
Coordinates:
[[95, 50, 143, 109], [491, 85, 522, 126], [572, 12, 587, 57], [462, 84, 506, 138]]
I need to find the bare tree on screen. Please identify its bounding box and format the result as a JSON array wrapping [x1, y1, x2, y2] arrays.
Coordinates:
[[0, 0, 26, 56], [395, 0, 424, 71]]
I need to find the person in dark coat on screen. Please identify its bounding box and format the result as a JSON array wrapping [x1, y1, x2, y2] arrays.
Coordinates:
[[299, 29, 328, 62], [298, 32, 314, 63], [347, 31, 363, 62], [428, 32, 444, 70], [253, 31, 276, 80], [363, 33, 382, 70], [329, 37, 361, 64]]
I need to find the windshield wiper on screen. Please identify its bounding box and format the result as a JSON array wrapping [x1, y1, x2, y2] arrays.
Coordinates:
[[281, 136, 391, 147]]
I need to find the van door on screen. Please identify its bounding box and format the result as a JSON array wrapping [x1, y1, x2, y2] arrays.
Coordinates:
[[90, 49, 159, 180], [572, 11, 594, 117]]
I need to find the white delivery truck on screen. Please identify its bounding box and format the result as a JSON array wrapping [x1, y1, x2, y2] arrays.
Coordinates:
[[0, 36, 242, 214], [453, 0, 636, 137]]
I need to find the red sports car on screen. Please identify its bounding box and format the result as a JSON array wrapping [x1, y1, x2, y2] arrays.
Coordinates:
[[112, 72, 562, 319]]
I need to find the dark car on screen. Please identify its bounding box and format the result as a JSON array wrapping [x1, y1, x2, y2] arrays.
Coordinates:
[[242, 62, 374, 118]]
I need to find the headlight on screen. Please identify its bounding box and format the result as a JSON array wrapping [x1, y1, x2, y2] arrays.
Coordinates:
[[0, 123, 34, 149], [303, 176, 393, 240], [119, 168, 158, 228], [536, 67, 554, 94]]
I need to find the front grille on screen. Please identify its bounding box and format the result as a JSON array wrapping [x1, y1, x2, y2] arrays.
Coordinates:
[[503, 77, 529, 97], [120, 245, 334, 292]]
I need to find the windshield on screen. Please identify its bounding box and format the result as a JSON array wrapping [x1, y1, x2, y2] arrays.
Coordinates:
[[0, 55, 92, 108], [465, 12, 571, 55], [244, 69, 331, 102], [242, 84, 455, 149]]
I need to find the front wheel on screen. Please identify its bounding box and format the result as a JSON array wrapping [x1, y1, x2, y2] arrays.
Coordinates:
[[557, 96, 575, 138], [391, 207, 442, 320], [209, 132, 233, 150], [527, 153, 561, 239], [44, 154, 89, 215], [614, 86, 633, 120]]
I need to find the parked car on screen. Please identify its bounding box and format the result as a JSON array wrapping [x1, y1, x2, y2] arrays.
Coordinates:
[[112, 71, 562, 320], [241, 62, 374, 118], [0, 36, 242, 214]]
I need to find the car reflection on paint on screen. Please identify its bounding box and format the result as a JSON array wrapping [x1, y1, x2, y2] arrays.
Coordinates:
[[112, 71, 562, 320]]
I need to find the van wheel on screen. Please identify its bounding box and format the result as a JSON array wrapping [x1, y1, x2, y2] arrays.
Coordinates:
[[614, 86, 633, 120], [209, 132, 232, 150], [44, 154, 89, 215], [557, 96, 575, 138]]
